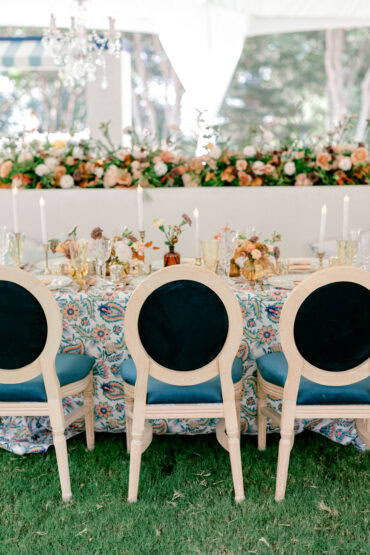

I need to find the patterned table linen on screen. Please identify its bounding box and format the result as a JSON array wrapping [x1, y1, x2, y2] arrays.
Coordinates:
[[0, 280, 365, 454]]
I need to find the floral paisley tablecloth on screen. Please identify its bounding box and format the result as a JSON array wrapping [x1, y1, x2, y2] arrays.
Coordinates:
[[0, 278, 365, 454]]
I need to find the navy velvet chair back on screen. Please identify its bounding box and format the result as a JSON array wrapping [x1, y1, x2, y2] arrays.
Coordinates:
[[293, 281, 370, 372], [138, 279, 229, 371], [0, 280, 48, 370]]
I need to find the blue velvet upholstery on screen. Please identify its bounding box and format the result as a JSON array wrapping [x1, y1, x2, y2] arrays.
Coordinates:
[[294, 281, 370, 371], [0, 280, 48, 369], [138, 280, 229, 371], [256, 352, 370, 405], [120, 356, 243, 404], [0, 354, 95, 402]]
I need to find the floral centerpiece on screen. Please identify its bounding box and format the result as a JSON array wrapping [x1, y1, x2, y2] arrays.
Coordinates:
[[232, 235, 275, 282], [154, 214, 192, 266], [0, 121, 368, 189]]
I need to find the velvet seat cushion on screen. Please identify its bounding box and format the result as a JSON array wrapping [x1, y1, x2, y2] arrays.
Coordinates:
[[120, 357, 243, 404], [256, 352, 370, 405], [0, 354, 95, 402]]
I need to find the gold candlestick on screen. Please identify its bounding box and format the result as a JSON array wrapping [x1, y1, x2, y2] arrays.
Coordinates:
[[195, 257, 202, 266], [139, 230, 145, 242], [43, 243, 50, 274], [317, 251, 325, 269], [15, 232, 22, 267]]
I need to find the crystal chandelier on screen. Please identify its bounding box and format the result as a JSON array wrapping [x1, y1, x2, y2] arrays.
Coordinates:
[[42, 0, 121, 89]]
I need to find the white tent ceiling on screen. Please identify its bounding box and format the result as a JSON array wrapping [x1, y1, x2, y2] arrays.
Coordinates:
[[1, 0, 369, 133]]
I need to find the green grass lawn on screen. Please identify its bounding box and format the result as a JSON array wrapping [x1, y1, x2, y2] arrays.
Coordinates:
[[0, 431, 368, 554]]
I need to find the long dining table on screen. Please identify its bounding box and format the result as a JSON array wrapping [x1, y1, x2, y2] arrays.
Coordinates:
[[0, 270, 366, 455]]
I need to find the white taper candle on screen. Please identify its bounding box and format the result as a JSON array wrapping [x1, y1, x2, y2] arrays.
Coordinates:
[[12, 186, 19, 233], [39, 197, 47, 244], [193, 207, 200, 258], [137, 184, 144, 231], [318, 204, 327, 253], [343, 195, 350, 240]]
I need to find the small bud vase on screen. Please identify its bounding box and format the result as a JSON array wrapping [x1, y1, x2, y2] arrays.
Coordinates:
[[164, 244, 180, 266]]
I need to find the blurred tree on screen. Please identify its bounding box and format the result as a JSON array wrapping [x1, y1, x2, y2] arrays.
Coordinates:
[[219, 28, 369, 147]]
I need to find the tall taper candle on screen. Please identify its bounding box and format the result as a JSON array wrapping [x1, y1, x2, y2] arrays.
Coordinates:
[[39, 197, 47, 244], [12, 186, 19, 233], [137, 184, 144, 231], [318, 204, 327, 253], [193, 207, 200, 258], [343, 195, 349, 240]]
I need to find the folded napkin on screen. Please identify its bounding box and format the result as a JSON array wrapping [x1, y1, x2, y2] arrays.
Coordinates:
[[289, 260, 313, 272]]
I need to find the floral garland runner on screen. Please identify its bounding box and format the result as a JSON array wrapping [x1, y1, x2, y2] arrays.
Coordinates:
[[0, 139, 369, 189]]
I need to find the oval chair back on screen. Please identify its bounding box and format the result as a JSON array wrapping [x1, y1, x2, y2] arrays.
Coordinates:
[[0, 266, 62, 390], [279, 266, 370, 388], [124, 264, 243, 386]]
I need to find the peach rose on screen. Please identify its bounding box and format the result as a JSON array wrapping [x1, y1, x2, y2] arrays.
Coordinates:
[[316, 152, 331, 170], [182, 174, 200, 187], [160, 151, 175, 163], [117, 168, 133, 187], [236, 159, 247, 171], [54, 165, 66, 178], [66, 156, 75, 166], [264, 164, 275, 175], [238, 171, 252, 186], [251, 249, 262, 260], [0, 160, 12, 178], [295, 173, 313, 186], [351, 147, 368, 165]]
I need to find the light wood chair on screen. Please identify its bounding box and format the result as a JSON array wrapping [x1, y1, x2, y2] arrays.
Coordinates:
[[256, 266, 370, 501], [0, 266, 95, 501], [121, 265, 245, 503]]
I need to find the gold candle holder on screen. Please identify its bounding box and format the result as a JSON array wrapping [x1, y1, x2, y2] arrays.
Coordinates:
[[317, 251, 325, 269], [139, 230, 145, 242], [195, 257, 202, 266], [337, 240, 357, 266], [43, 243, 50, 274], [14, 232, 22, 267]]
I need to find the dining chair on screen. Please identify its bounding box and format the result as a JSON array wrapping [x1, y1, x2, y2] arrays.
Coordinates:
[[120, 264, 245, 503], [0, 265, 95, 501], [256, 266, 370, 501]]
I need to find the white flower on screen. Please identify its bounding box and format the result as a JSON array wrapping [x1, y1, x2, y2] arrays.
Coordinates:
[[263, 131, 274, 143], [35, 164, 49, 177], [115, 149, 127, 161], [252, 161, 265, 175], [94, 167, 104, 178], [153, 218, 164, 229], [60, 174, 74, 189], [72, 146, 84, 159], [44, 156, 59, 170], [12, 176, 23, 188], [18, 150, 33, 164], [154, 161, 168, 177], [284, 161, 296, 176], [338, 156, 352, 172], [243, 146, 256, 157], [251, 249, 262, 260], [209, 146, 222, 159], [115, 241, 132, 262]]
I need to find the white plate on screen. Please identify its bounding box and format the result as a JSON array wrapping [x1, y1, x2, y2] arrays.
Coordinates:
[[37, 275, 72, 289]]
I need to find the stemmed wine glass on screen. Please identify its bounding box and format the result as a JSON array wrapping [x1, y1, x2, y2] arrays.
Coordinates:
[[0, 226, 9, 265], [94, 238, 112, 277], [358, 232, 370, 271]]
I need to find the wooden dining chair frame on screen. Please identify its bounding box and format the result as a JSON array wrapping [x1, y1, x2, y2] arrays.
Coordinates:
[[0, 266, 95, 501], [257, 266, 370, 501], [123, 264, 245, 503]]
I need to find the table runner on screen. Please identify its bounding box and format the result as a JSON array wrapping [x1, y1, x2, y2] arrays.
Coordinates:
[[0, 279, 365, 454]]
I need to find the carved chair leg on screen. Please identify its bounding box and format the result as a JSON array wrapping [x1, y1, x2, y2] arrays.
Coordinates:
[[83, 375, 95, 451], [356, 418, 370, 449], [125, 397, 134, 454], [50, 402, 72, 502], [257, 388, 268, 451], [224, 410, 245, 503], [275, 413, 295, 502], [128, 428, 145, 503]]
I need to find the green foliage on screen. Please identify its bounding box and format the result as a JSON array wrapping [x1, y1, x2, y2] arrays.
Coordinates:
[[0, 432, 368, 553]]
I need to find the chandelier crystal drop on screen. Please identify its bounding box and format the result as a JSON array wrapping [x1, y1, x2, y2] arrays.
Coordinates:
[[42, 0, 121, 89]]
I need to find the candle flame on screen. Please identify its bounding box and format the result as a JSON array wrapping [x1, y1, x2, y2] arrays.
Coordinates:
[[12, 186, 18, 196], [193, 208, 199, 218], [137, 184, 143, 193], [322, 204, 327, 214], [39, 197, 45, 207]]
